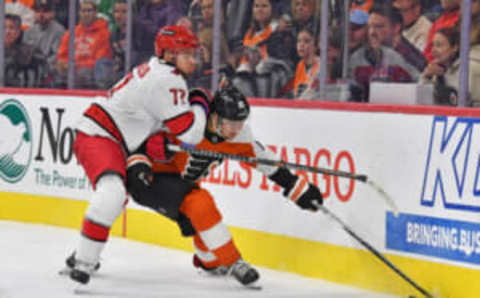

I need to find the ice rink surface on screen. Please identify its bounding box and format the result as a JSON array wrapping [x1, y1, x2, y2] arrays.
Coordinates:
[[0, 220, 397, 298]]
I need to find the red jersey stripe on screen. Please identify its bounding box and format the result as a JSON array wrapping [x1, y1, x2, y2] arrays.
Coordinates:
[[83, 104, 128, 152], [164, 111, 194, 136]]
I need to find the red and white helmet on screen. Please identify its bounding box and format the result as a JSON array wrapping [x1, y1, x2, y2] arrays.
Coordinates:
[[155, 25, 199, 57]]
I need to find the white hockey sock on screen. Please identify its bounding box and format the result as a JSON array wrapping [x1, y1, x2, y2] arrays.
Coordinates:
[[85, 174, 126, 226], [76, 174, 126, 265], [76, 236, 105, 265], [198, 221, 232, 251]]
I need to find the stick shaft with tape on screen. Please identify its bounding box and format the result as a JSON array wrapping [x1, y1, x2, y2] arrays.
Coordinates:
[[168, 144, 368, 181]]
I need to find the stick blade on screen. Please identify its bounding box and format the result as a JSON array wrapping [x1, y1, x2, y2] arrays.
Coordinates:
[[366, 180, 400, 217]]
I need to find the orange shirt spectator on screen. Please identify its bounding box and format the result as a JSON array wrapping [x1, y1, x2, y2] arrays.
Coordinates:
[[242, 0, 278, 61], [56, 0, 113, 89], [293, 59, 320, 98], [293, 28, 323, 99], [57, 18, 112, 69]]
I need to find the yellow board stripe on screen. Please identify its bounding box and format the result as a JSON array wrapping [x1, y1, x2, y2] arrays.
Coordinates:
[[1, 192, 478, 297]]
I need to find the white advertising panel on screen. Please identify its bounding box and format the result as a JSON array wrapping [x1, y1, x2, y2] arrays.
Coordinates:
[[0, 93, 102, 200]]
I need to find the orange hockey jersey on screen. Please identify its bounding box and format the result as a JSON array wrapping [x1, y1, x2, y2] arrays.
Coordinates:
[[151, 124, 278, 182]]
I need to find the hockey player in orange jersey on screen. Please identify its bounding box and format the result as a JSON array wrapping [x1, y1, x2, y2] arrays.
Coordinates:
[[125, 86, 324, 287]]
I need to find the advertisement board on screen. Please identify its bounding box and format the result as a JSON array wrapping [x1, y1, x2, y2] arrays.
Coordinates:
[[0, 93, 101, 200]]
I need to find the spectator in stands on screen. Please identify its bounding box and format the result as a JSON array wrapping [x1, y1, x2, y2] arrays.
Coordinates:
[[348, 9, 369, 55], [6, 0, 35, 30], [420, 27, 480, 106], [293, 28, 321, 99], [110, 0, 141, 82], [232, 46, 262, 97], [348, 5, 421, 102], [327, 26, 345, 81], [56, 0, 113, 89], [188, 0, 232, 61], [135, 0, 183, 61], [329, 10, 369, 82], [195, 0, 215, 31], [241, 0, 279, 65], [4, 14, 45, 87], [224, 0, 253, 55], [232, 33, 295, 99], [470, 0, 480, 46], [286, 0, 321, 41], [423, 0, 460, 62], [368, 4, 427, 71], [422, 0, 443, 20], [24, 0, 65, 88], [98, 0, 116, 28], [51, 0, 69, 28], [393, 0, 432, 52], [270, 0, 292, 16], [176, 16, 194, 32], [188, 28, 234, 90], [326, 28, 342, 68], [267, 28, 298, 70]]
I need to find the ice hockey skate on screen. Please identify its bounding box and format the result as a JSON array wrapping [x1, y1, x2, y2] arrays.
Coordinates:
[[58, 252, 100, 278], [193, 255, 261, 289]]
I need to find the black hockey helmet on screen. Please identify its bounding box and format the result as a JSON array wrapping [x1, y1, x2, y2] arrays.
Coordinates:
[[210, 86, 250, 121]]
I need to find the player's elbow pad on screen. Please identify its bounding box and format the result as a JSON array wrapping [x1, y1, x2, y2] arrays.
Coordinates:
[[177, 105, 206, 145]]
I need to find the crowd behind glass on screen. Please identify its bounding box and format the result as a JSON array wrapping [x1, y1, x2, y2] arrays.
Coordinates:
[[1, 0, 479, 106]]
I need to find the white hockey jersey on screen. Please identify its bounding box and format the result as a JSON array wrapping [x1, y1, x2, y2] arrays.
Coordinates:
[[76, 57, 206, 153]]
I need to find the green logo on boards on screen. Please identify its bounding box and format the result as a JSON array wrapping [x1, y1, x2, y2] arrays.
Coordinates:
[[0, 99, 32, 183]]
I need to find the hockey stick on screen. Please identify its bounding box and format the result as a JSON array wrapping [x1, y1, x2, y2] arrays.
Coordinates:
[[169, 144, 367, 180], [316, 203, 433, 298], [167, 144, 399, 216]]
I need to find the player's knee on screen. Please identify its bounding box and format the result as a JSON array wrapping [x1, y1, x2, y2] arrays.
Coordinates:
[[180, 189, 221, 231], [86, 174, 126, 226]]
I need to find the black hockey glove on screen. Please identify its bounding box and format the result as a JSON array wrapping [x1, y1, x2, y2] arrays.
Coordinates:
[[126, 154, 153, 200], [182, 152, 223, 182], [268, 167, 323, 211], [289, 181, 324, 211]]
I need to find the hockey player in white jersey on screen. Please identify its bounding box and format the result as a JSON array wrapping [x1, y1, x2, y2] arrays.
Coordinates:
[[65, 25, 210, 285]]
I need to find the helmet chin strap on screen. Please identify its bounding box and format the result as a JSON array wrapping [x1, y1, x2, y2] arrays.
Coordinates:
[[214, 116, 223, 137], [210, 114, 224, 137]]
